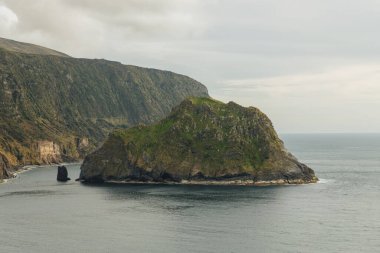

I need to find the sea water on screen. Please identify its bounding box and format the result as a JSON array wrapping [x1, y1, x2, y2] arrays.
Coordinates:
[[0, 134, 379, 253]]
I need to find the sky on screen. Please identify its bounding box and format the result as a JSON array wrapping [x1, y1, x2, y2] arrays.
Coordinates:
[[0, 0, 379, 133]]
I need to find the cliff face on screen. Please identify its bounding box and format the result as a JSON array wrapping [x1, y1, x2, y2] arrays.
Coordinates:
[[36, 141, 61, 164], [0, 38, 209, 174], [0, 151, 12, 180], [80, 97, 317, 185]]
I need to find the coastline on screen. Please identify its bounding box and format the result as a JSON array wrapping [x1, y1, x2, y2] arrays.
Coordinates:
[[0, 162, 83, 184], [2, 161, 318, 187], [98, 177, 319, 186]]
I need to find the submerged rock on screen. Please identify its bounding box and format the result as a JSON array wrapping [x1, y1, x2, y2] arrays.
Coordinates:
[[57, 166, 71, 182], [80, 97, 318, 185]]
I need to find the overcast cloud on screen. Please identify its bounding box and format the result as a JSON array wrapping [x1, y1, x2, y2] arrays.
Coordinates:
[[0, 0, 379, 133]]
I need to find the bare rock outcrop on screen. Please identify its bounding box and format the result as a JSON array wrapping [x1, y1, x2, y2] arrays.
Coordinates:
[[57, 166, 70, 182], [37, 141, 62, 164], [0, 152, 12, 180]]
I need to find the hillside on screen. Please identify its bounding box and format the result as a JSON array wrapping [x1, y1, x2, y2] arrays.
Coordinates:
[[0, 38, 208, 179], [80, 97, 317, 185], [0, 37, 69, 57]]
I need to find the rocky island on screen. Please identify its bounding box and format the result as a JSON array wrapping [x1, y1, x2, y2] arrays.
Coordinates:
[[80, 97, 317, 185]]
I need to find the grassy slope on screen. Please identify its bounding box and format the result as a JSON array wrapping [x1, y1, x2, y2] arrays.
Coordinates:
[[0, 37, 69, 57], [113, 97, 276, 175]]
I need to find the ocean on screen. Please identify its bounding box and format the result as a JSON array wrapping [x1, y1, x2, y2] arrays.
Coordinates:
[[0, 134, 379, 252]]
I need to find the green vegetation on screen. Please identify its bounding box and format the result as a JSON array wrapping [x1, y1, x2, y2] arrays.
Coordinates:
[[80, 98, 317, 184]]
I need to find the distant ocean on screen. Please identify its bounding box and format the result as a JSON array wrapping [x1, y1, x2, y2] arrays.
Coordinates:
[[0, 134, 379, 253]]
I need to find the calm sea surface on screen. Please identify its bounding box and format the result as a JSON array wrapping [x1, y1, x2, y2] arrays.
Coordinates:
[[1, 134, 379, 253]]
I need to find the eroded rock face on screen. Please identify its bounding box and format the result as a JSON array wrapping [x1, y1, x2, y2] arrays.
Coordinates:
[[37, 141, 61, 164], [57, 166, 70, 182], [76, 137, 89, 150], [80, 97, 318, 185], [0, 152, 12, 180]]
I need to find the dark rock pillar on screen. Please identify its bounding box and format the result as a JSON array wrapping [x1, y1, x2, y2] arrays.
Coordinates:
[[57, 166, 71, 182]]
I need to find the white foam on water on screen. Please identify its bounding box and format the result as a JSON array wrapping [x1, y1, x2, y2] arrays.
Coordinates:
[[317, 178, 334, 184]]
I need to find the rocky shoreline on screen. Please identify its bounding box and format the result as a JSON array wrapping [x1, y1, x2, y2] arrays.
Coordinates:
[[0, 162, 82, 184], [81, 176, 319, 186], [0, 167, 31, 184]]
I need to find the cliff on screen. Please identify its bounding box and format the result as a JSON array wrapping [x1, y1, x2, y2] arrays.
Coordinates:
[[0, 152, 12, 181], [80, 97, 317, 185], [0, 37, 208, 179], [0, 148, 17, 181]]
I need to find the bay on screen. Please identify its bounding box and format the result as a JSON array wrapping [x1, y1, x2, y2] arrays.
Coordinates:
[[1, 134, 379, 252]]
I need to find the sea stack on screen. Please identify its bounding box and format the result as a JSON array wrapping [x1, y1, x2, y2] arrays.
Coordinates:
[[80, 97, 317, 185], [57, 166, 71, 182]]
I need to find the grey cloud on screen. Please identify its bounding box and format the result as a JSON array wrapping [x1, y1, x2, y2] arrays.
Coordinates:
[[61, 0, 207, 37], [0, 0, 379, 132]]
